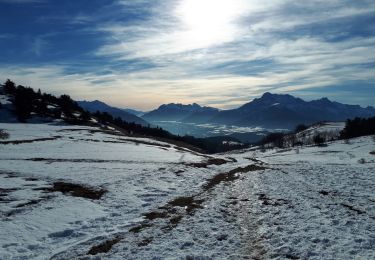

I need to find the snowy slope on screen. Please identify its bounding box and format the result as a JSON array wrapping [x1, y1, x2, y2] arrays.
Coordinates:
[[0, 123, 237, 259], [222, 136, 375, 259], [0, 122, 374, 259]]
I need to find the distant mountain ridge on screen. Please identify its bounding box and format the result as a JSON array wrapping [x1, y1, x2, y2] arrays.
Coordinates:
[[122, 108, 145, 117], [78, 100, 149, 126], [142, 93, 375, 129], [142, 103, 219, 123]]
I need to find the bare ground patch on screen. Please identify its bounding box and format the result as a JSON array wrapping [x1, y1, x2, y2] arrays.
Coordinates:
[[105, 138, 172, 149], [341, 203, 365, 215], [0, 136, 61, 145], [130, 164, 266, 234], [257, 193, 289, 207], [44, 182, 107, 200], [186, 158, 229, 168], [203, 165, 266, 191], [87, 236, 123, 255]]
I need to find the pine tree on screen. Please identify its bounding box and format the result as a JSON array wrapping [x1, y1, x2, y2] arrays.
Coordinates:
[[3, 79, 16, 95]]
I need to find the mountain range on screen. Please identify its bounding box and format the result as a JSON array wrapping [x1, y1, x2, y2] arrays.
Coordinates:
[[142, 93, 375, 129], [78, 100, 149, 126], [142, 103, 219, 123], [78, 93, 375, 131]]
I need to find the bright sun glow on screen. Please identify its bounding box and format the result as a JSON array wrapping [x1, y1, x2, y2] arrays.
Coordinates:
[[175, 0, 248, 49]]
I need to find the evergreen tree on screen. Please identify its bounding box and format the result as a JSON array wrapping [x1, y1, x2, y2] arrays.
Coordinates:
[[13, 85, 35, 121], [3, 79, 16, 95]]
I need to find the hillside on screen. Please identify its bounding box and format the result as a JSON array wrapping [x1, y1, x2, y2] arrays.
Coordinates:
[[78, 100, 149, 126], [0, 122, 374, 259], [0, 81, 246, 153]]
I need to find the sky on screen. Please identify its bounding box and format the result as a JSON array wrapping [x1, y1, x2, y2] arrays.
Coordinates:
[[0, 0, 374, 110]]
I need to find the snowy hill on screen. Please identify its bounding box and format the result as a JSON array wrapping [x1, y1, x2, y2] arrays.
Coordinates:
[[1, 120, 374, 259]]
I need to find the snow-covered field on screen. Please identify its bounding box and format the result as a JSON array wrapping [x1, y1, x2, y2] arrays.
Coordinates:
[[0, 122, 374, 259]]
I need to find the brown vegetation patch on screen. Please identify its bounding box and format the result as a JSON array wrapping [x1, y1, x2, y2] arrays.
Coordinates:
[[80, 139, 101, 142], [341, 203, 365, 215], [130, 196, 204, 235], [104, 138, 172, 149], [0, 188, 19, 194], [285, 254, 300, 259], [143, 211, 169, 220], [203, 165, 266, 191], [128, 164, 266, 237], [24, 177, 39, 181], [129, 223, 152, 233], [87, 236, 123, 255], [15, 199, 43, 208], [0, 136, 61, 145], [26, 158, 132, 164], [187, 158, 229, 168], [226, 157, 238, 162], [244, 157, 267, 165], [46, 182, 107, 200], [170, 215, 183, 225], [137, 238, 153, 247], [174, 170, 184, 176], [318, 190, 337, 196], [258, 194, 289, 207], [168, 196, 204, 214]]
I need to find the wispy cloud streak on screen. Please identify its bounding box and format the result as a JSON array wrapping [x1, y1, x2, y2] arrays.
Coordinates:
[[1, 0, 374, 109]]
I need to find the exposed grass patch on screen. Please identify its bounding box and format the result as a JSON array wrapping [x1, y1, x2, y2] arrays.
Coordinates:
[[341, 203, 365, 215], [87, 236, 123, 255], [137, 238, 153, 247], [129, 164, 266, 236], [0, 129, 10, 140], [15, 199, 43, 208], [187, 158, 229, 168], [258, 193, 289, 207], [24, 177, 38, 181], [170, 215, 183, 225], [0, 136, 61, 145], [129, 223, 152, 233], [143, 211, 169, 220], [168, 196, 204, 214], [203, 164, 266, 191], [26, 158, 136, 164], [47, 182, 107, 200], [110, 138, 172, 149]]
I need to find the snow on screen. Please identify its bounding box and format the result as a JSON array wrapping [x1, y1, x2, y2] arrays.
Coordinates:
[[0, 94, 11, 105], [0, 121, 374, 259], [297, 121, 345, 140]]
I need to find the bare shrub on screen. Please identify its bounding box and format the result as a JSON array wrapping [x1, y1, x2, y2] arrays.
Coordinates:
[[358, 158, 366, 164], [0, 129, 10, 140]]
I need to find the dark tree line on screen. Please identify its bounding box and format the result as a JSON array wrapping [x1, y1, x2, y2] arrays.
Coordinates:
[[1, 79, 84, 122], [258, 123, 332, 149], [340, 117, 375, 139]]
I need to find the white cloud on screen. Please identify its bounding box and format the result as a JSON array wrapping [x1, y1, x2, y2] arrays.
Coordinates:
[[2, 0, 375, 108]]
